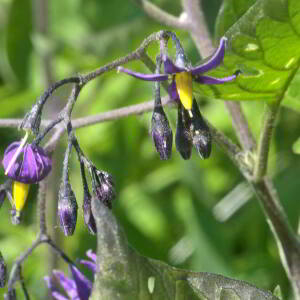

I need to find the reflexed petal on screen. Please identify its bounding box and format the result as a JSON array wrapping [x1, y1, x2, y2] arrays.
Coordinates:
[[2, 142, 23, 179], [70, 265, 92, 300], [163, 56, 185, 74], [117, 66, 168, 81], [53, 270, 78, 299], [168, 80, 180, 101], [52, 292, 70, 300], [44, 276, 69, 300], [191, 37, 227, 75], [79, 260, 97, 273], [2, 142, 52, 184], [86, 250, 97, 263], [194, 74, 236, 85]]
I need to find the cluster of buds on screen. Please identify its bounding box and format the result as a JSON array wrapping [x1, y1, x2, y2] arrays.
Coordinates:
[[1, 108, 115, 233], [57, 131, 116, 236], [118, 35, 239, 160]]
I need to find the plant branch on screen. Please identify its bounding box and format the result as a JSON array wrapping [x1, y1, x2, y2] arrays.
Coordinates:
[[132, 0, 190, 30], [253, 103, 279, 181], [225, 102, 256, 151], [252, 178, 300, 298]]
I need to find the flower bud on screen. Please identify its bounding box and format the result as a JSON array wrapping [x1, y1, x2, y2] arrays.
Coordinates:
[[58, 182, 78, 236], [82, 189, 96, 235], [0, 252, 7, 288], [151, 78, 173, 160], [91, 169, 115, 209], [190, 99, 211, 159], [151, 107, 173, 160], [175, 104, 192, 160]]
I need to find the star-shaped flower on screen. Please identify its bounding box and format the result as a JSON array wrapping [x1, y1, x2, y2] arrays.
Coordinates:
[[44, 250, 96, 300], [118, 37, 237, 113]]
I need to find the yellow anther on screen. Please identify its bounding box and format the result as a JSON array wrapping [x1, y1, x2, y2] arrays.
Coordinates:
[[13, 181, 30, 213], [175, 72, 193, 110]]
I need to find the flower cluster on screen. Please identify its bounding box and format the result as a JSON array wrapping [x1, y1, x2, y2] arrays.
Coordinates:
[[118, 36, 238, 160], [45, 250, 96, 300]]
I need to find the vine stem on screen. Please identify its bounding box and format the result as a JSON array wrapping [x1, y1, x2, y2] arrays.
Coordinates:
[[253, 103, 279, 181]]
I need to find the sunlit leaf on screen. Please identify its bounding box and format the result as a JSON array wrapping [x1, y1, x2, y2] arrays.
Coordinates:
[[194, 0, 300, 107]]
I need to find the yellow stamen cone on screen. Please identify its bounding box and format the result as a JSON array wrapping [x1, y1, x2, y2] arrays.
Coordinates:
[[175, 72, 193, 111], [13, 181, 30, 212]]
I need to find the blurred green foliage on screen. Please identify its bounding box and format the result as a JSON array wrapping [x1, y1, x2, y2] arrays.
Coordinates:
[[0, 0, 299, 299]]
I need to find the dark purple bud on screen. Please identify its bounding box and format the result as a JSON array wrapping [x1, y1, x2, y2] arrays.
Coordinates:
[[4, 289, 16, 300], [175, 104, 192, 160], [91, 169, 115, 209], [190, 99, 211, 159], [58, 182, 78, 236], [151, 81, 173, 160], [82, 190, 97, 235], [20, 104, 41, 135], [2, 142, 52, 184], [0, 252, 7, 288]]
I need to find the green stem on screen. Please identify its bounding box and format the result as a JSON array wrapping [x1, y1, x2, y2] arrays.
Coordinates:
[[253, 103, 279, 181]]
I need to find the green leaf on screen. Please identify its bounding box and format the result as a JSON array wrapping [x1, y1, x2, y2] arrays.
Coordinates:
[[194, 0, 300, 107], [5, 0, 32, 86], [91, 199, 279, 300]]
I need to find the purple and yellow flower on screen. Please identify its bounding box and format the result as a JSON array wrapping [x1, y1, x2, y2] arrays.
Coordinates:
[[118, 37, 237, 113], [44, 250, 96, 300], [2, 139, 52, 184], [2, 132, 52, 222]]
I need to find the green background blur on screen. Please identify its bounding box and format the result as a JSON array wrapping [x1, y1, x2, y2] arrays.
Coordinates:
[[0, 0, 299, 299]]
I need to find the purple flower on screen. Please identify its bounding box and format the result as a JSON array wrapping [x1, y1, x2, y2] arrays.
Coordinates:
[[2, 137, 52, 184], [45, 250, 96, 300], [118, 37, 237, 112]]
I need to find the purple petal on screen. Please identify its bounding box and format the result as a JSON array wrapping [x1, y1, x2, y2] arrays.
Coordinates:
[[117, 66, 168, 81], [20, 145, 38, 183], [70, 265, 92, 300], [163, 55, 185, 74], [53, 270, 78, 299], [168, 80, 180, 101], [191, 37, 227, 75], [52, 291, 70, 300], [194, 74, 236, 85], [44, 276, 69, 300], [2, 142, 52, 184], [2, 142, 22, 178], [86, 250, 97, 263], [79, 260, 97, 273]]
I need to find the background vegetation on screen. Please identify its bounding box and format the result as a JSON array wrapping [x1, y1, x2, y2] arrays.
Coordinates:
[[0, 0, 299, 299]]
